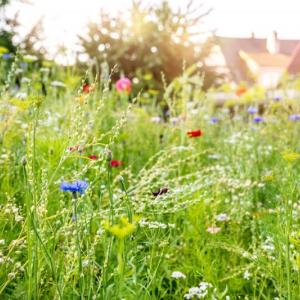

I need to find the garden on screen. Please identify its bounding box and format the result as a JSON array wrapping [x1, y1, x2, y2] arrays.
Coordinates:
[[1, 0, 300, 299]]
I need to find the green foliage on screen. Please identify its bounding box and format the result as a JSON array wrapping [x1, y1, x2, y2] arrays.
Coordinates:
[[2, 50, 300, 299], [0, 0, 10, 7], [0, 30, 15, 52], [0, 0, 17, 54]]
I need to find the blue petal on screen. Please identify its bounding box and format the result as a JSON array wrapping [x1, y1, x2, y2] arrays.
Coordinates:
[[60, 180, 89, 194]]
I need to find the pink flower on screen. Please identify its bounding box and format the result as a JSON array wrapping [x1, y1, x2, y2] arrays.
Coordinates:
[[116, 77, 132, 94], [206, 226, 221, 234]]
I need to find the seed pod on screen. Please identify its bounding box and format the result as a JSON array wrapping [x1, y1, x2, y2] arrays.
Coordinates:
[[152, 187, 168, 197]]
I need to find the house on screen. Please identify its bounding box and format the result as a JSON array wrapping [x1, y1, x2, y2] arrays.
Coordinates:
[[209, 32, 300, 88]]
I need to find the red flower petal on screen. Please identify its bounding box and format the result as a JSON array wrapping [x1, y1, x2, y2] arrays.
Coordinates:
[[83, 83, 90, 93], [89, 155, 98, 160], [187, 130, 202, 138], [110, 160, 122, 167]]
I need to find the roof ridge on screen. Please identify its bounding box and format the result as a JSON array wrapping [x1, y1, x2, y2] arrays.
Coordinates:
[[217, 36, 300, 42]]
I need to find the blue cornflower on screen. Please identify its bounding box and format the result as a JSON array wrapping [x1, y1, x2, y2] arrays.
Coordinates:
[[210, 117, 218, 124], [60, 180, 89, 195], [289, 114, 300, 121], [253, 116, 264, 123], [2, 53, 11, 60], [274, 96, 281, 102], [247, 106, 258, 115]]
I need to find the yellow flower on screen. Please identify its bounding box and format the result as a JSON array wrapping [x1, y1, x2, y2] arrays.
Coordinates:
[[9, 99, 31, 110], [103, 217, 136, 239], [76, 95, 86, 105], [0, 46, 9, 54], [296, 255, 300, 269], [281, 151, 300, 162], [263, 172, 274, 182], [132, 215, 141, 222]]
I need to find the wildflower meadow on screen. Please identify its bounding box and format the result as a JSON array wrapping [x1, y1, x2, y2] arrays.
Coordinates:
[[1, 53, 300, 300]]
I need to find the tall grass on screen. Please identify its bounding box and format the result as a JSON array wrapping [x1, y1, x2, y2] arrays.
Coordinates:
[[0, 57, 300, 299]]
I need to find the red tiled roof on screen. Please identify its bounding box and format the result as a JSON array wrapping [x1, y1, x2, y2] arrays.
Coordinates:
[[218, 36, 300, 81], [287, 42, 300, 74], [245, 52, 290, 68]]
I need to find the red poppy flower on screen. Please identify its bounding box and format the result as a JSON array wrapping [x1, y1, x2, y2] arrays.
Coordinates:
[[110, 159, 122, 167], [89, 155, 98, 160], [187, 129, 202, 138], [83, 83, 90, 93]]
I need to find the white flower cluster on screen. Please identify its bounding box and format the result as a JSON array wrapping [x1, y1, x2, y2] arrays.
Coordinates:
[[23, 54, 38, 62], [292, 202, 300, 219], [15, 92, 27, 99], [207, 153, 221, 160], [216, 213, 229, 222], [39, 111, 61, 128], [2, 202, 24, 223], [21, 77, 31, 84], [261, 236, 275, 253], [150, 116, 161, 123], [171, 271, 186, 279], [184, 282, 213, 299], [261, 236, 275, 260], [51, 80, 66, 88], [243, 270, 251, 280], [139, 219, 175, 229]]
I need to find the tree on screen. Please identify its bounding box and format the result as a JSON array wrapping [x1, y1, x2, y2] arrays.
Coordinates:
[[78, 0, 216, 91], [0, 0, 18, 52], [0, 1, 45, 56], [20, 19, 46, 58]]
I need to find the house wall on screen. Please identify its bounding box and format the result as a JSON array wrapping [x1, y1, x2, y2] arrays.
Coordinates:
[[258, 67, 284, 88]]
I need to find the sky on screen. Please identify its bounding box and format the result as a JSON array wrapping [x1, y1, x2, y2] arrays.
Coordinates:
[[6, 0, 300, 59]]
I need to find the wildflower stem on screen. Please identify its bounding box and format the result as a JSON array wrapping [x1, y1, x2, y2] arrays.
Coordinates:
[[107, 164, 114, 223], [285, 176, 294, 300], [23, 163, 34, 300], [101, 236, 113, 299], [116, 238, 125, 296], [101, 163, 115, 298], [284, 195, 292, 300], [30, 215, 63, 299], [117, 238, 124, 275], [32, 106, 39, 300], [119, 177, 132, 223], [72, 192, 84, 299], [23, 134, 63, 299]]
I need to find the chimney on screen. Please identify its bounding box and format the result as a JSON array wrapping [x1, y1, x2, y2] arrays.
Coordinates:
[[267, 31, 279, 54]]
